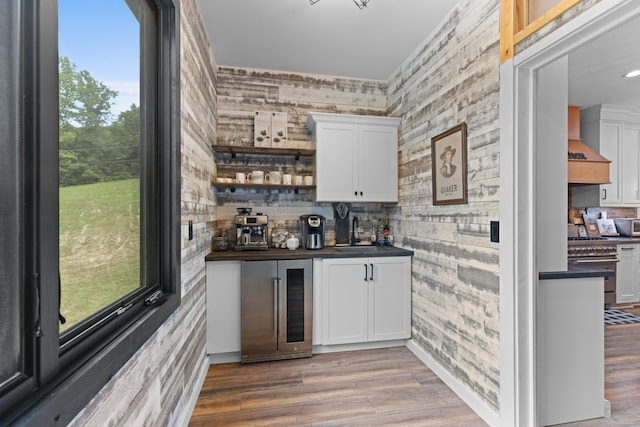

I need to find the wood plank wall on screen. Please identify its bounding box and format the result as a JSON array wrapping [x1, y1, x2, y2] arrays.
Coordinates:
[[68, 0, 216, 425], [214, 67, 394, 245], [387, 0, 501, 411]]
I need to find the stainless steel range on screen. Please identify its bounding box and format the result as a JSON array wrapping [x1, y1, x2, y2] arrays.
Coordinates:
[[568, 237, 618, 307]]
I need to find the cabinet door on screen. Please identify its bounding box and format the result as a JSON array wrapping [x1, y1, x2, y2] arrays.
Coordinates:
[[617, 245, 640, 304], [321, 258, 368, 345], [315, 122, 359, 202], [277, 259, 312, 353], [368, 257, 411, 341], [622, 125, 640, 205], [358, 125, 399, 202], [206, 261, 241, 354], [241, 261, 278, 356], [600, 121, 623, 206]]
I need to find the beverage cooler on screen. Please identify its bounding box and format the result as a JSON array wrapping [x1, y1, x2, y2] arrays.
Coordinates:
[[240, 259, 312, 363]]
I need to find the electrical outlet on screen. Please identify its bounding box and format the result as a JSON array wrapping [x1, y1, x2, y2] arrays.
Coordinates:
[[490, 221, 499, 243]]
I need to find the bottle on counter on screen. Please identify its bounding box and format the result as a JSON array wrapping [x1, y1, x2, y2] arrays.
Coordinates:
[[378, 225, 386, 245]]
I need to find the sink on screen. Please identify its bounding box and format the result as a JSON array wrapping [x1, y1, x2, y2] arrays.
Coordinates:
[[335, 246, 379, 253]]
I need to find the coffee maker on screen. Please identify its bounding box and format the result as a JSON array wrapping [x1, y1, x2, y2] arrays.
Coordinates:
[[234, 213, 269, 251], [299, 215, 325, 250]]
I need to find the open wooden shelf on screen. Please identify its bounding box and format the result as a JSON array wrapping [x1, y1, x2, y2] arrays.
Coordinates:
[[211, 182, 315, 193], [212, 145, 315, 159]]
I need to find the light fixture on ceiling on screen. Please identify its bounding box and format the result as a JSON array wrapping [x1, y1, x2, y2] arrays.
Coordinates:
[[309, 0, 370, 9], [352, 0, 370, 9], [623, 69, 640, 78]]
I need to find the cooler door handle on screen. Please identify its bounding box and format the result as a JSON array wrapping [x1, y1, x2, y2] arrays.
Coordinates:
[[273, 278, 278, 337]]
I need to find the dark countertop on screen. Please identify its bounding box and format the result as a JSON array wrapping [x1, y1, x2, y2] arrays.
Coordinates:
[[605, 237, 640, 244], [539, 263, 615, 280], [205, 245, 414, 261]]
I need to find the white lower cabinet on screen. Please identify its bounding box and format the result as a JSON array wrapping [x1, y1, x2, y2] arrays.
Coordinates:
[[617, 244, 640, 304], [206, 256, 411, 359], [206, 261, 241, 355], [320, 256, 411, 345]]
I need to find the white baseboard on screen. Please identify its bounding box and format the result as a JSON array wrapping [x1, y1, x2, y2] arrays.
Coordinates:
[[207, 341, 408, 363], [313, 339, 408, 354], [208, 351, 241, 364], [406, 340, 500, 427]]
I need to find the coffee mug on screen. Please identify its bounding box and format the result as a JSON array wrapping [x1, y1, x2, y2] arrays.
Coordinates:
[[293, 175, 303, 185], [282, 174, 292, 185], [236, 172, 246, 183], [247, 171, 264, 184], [286, 236, 300, 250], [265, 171, 282, 184], [304, 176, 313, 185]]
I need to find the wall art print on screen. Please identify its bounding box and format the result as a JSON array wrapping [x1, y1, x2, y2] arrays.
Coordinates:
[[431, 122, 467, 205]]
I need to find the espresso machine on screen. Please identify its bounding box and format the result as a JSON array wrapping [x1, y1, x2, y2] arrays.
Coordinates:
[[234, 212, 269, 251], [299, 214, 325, 250]]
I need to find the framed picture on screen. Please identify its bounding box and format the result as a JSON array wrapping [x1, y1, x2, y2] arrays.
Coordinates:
[[431, 122, 468, 205]]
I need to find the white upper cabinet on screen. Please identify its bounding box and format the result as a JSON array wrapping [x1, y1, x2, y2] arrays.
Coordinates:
[[307, 113, 401, 202], [575, 105, 640, 207]]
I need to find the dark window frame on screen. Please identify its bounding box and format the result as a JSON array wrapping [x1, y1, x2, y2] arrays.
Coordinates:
[[0, 0, 180, 424]]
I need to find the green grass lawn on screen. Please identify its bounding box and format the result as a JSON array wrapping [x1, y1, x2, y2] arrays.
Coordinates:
[[59, 178, 140, 331]]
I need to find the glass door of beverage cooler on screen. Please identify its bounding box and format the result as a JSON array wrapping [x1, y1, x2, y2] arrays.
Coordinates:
[[277, 259, 312, 354]]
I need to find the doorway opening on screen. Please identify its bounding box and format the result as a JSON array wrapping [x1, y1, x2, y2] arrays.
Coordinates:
[[499, 1, 640, 425]]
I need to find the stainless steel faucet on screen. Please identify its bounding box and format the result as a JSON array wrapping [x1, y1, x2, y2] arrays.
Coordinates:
[[351, 216, 359, 246]]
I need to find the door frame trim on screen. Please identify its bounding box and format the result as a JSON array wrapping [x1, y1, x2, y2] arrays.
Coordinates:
[[499, 1, 640, 425]]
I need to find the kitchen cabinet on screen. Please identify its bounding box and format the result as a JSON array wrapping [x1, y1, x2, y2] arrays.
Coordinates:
[[320, 256, 411, 345], [537, 275, 604, 425], [307, 113, 401, 202], [206, 261, 241, 357], [574, 105, 640, 207], [617, 244, 640, 304]]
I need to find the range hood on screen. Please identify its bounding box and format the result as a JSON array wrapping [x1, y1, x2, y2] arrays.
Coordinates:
[[567, 106, 611, 185]]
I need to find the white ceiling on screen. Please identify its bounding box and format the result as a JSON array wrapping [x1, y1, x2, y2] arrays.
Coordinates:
[[195, 0, 458, 80], [568, 14, 640, 108], [195, 0, 640, 107]]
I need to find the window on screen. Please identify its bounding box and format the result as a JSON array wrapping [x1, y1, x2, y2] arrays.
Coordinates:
[[58, 0, 155, 340], [0, 0, 26, 397], [500, 0, 583, 62], [0, 0, 180, 423]]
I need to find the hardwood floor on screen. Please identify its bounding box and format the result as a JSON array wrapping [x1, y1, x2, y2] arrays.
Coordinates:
[[189, 346, 488, 426], [190, 309, 640, 426]]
